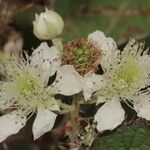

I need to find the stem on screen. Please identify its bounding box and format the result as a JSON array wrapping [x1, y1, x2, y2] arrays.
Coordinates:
[[69, 95, 81, 145]]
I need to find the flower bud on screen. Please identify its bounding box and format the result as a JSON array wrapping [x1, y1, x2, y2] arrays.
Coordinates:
[[33, 8, 64, 40]]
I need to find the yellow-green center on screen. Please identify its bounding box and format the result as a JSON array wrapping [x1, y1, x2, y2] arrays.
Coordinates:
[[8, 71, 57, 110], [14, 72, 42, 95], [117, 59, 140, 86], [110, 58, 141, 93]]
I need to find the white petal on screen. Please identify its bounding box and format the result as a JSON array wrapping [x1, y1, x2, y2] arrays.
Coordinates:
[[88, 30, 117, 52], [88, 30, 106, 46], [100, 37, 117, 53], [134, 94, 150, 120], [32, 108, 57, 140], [0, 111, 26, 142], [51, 65, 83, 96], [94, 97, 125, 132], [88, 30, 117, 71], [31, 42, 61, 84], [83, 73, 105, 101], [100, 38, 117, 71], [102, 51, 119, 73]]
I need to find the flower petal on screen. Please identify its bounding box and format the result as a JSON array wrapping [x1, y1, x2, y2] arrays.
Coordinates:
[[83, 73, 105, 101], [134, 94, 150, 120], [31, 42, 61, 84], [94, 97, 125, 131], [88, 30, 117, 52], [100, 37, 117, 53], [100, 38, 117, 70], [88, 30, 117, 71], [0, 111, 26, 142], [32, 108, 57, 140], [88, 30, 106, 44], [50, 65, 83, 96]]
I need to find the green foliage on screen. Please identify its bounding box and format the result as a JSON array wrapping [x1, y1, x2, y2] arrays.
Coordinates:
[[54, 0, 150, 45], [92, 126, 150, 150], [90, 0, 150, 8], [54, 0, 90, 17]]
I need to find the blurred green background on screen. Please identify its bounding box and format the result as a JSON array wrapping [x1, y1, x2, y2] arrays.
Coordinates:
[[54, 0, 150, 46], [12, 0, 150, 51]]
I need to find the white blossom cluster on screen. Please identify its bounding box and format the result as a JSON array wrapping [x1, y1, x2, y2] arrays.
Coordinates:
[[0, 8, 149, 143]]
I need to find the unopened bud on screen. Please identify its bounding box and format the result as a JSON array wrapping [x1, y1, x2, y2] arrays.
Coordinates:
[[33, 8, 64, 40]]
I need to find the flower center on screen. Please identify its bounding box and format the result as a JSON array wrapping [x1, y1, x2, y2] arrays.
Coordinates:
[[116, 59, 140, 86], [108, 57, 142, 95], [61, 38, 101, 75], [14, 72, 42, 94], [8, 70, 57, 112]]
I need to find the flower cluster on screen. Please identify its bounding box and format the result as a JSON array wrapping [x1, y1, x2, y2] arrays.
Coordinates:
[[0, 8, 149, 148]]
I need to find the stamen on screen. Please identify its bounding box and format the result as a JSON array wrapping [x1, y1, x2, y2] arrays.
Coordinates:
[[61, 38, 101, 75]]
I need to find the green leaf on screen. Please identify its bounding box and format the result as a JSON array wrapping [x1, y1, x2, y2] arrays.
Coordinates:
[[92, 126, 150, 150]]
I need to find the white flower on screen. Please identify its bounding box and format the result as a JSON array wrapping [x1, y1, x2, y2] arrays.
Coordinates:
[[33, 8, 64, 40], [88, 39, 149, 132], [83, 30, 117, 100], [56, 30, 117, 100], [0, 42, 81, 142], [32, 42, 83, 95]]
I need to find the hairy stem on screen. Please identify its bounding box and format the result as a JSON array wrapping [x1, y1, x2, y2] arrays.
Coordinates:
[[69, 94, 81, 145]]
